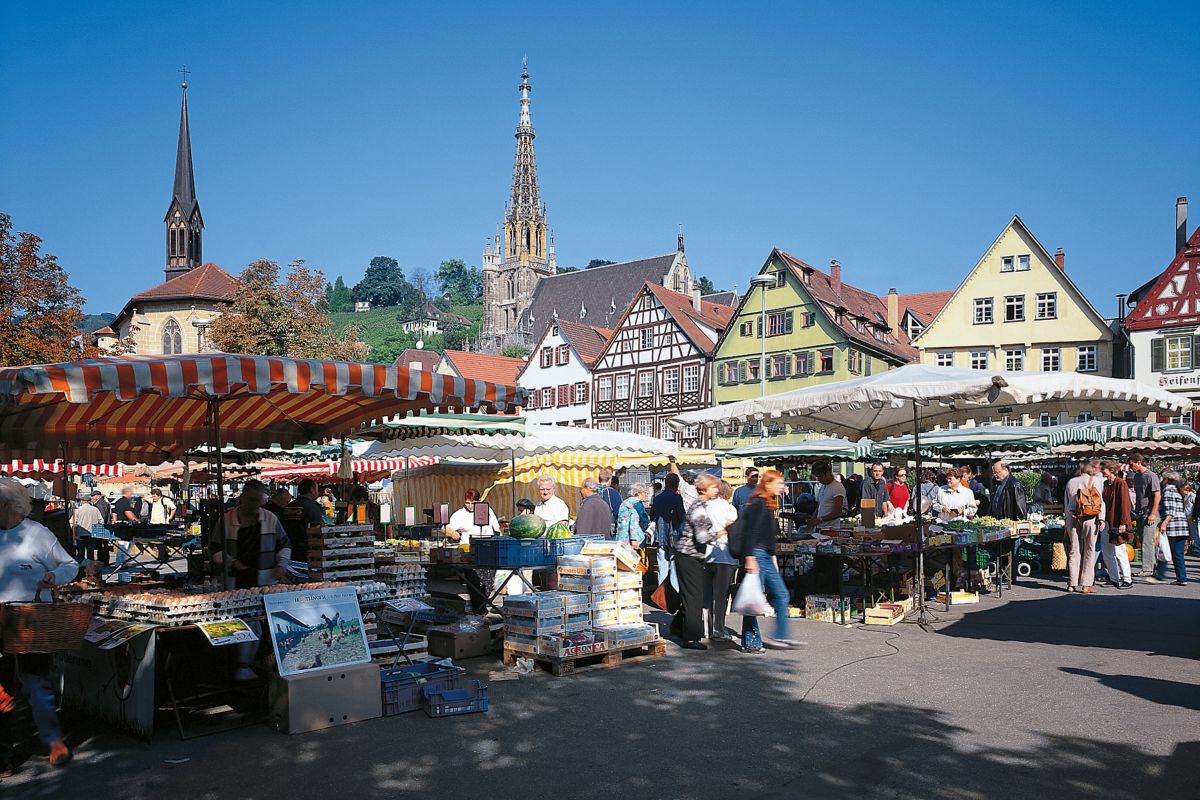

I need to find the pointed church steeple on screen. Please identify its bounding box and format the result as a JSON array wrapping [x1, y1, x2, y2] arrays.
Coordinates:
[[504, 59, 547, 270], [164, 80, 204, 280]]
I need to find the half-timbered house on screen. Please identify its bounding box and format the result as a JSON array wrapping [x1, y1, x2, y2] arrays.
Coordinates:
[[591, 283, 736, 448]]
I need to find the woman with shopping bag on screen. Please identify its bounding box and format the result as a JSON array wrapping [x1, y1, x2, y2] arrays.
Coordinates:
[[673, 475, 723, 650], [735, 470, 804, 653]]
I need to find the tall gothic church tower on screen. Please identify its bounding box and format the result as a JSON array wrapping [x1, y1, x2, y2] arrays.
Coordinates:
[[481, 61, 556, 349], [164, 82, 203, 281]]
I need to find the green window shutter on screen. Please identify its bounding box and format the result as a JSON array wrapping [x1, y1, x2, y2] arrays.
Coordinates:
[[1193, 336, 1200, 370], [784, 311, 794, 334], [1151, 337, 1164, 372]]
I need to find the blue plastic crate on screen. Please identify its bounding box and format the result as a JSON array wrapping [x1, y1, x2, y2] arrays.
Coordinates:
[[472, 537, 555, 568], [549, 537, 586, 557], [380, 661, 462, 716], [422, 679, 489, 718]]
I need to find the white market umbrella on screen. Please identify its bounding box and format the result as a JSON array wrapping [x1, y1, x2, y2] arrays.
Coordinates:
[[723, 437, 874, 462]]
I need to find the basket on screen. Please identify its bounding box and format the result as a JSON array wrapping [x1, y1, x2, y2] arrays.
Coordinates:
[[380, 661, 462, 716], [1, 588, 93, 654], [422, 679, 489, 718]]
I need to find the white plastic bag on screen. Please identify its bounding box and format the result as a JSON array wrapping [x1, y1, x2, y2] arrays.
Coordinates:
[[732, 573, 770, 616]]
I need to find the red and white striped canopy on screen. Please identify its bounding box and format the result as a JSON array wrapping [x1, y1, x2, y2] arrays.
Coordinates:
[[0, 354, 525, 461], [257, 457, 436, 481], [0, 460, 124, 478]]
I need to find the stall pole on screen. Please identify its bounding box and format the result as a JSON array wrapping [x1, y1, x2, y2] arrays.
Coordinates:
[[912, 403, 933, 627], [209, 397, 227, 586], [510, 447, 517, 519]]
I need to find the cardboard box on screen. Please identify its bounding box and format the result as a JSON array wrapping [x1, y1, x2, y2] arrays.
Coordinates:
[[593, 623, 658, 649], [558, 574, 617, 593], [269, 662, 382, 734], [615, 572, 643, 590], [535, 631, 608, 658], [502, 591, 574, 614], [503, 613, 565, 636], [426, 626, 494, 660], [804, 594, 854, 624], [557, 554, 617, 576], [505, 631, 537, 654], [591, 608, 617, 626], [580, 541, 643, 572]]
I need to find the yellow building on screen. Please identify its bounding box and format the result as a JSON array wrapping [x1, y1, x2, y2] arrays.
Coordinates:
[[915, 216, 1113, 421]]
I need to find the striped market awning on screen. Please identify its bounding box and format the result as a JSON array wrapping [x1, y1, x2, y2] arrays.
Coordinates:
[[0, 354, 526, 462], [358, 411, 527, 441], [0, 460, 123, 478], [257, 457, 438, 481]]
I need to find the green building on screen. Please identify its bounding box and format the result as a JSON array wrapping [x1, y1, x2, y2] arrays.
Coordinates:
[[711, 249, 918, 450]]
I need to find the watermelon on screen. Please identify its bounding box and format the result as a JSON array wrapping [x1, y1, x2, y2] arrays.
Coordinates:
[[546, 522, 572, 539], [508, 514, 546, 539]]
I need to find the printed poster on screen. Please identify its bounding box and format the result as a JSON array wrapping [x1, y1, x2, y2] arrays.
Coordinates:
[[262, 586, 370, 677], [97, 623, 156, 650], [197, 618, 259, 647]]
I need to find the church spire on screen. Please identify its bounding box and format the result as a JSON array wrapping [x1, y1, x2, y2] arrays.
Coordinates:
[[504, 59, 545, 268], [164, 77, 204, 280]]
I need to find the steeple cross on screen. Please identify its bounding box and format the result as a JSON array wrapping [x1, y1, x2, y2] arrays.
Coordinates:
[[178, 65, 190, 87]]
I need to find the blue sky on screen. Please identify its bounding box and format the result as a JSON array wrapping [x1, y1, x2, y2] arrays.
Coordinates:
[[2, 1, 1197, 315]]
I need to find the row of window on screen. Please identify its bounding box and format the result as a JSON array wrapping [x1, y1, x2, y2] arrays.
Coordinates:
[[1150, 334, 1198, 372], [1000, 254, 1032, 273], [933, 345, 1097, 372], [717, 347, 875, 384], [973, 292, 1057, 324], [595, 418, 701, 440], [595, 366, 702, 401], [539, 343, 572, 368], [738, 309, 817, 338], [526, 382, 589, 409]]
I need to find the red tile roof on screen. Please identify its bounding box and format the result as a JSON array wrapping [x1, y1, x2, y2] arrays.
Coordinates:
[[131, 263, 239, 304], [644, 283, 736, 356], [775, 249, 916, 361], [554, 320, 613, 366], [442, 350, 525, 386], [395, 349, 442, 371], [891, 290, 953, 325], [92, 326, 116, 336]]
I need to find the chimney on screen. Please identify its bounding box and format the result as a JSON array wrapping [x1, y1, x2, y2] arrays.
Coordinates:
[[886, 287, 899, 332], [1054, 248, 1065, 271], [1178, 196, 1189, 254], [691, 288, 702, 312], [1116, 293, 1127, 323], [830, 259, 842, 295]]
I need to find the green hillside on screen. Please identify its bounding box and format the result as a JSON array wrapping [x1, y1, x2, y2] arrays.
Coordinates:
[[331, 304, 482, 364]]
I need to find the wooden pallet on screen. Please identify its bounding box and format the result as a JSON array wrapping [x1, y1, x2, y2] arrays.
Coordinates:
[[501, 639, 667, 677]]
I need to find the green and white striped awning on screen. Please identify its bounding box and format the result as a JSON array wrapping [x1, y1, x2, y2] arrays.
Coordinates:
[[723, 438, 874, 462], [874, 424, 1108, 455], [357, 411, 527, 441], [1052, 421, 1200, 454]]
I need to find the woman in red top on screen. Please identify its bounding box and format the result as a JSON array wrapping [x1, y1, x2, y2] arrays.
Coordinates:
[[887, 468, 911, 514]]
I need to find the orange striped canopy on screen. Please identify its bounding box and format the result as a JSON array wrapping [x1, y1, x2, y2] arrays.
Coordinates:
[[0, 354, 525, 462]]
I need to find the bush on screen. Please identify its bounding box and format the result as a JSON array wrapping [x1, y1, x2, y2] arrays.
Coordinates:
[[1015, 470, 1042, 502]]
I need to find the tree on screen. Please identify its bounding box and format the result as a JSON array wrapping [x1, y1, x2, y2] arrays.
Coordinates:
[[435, 259, 483, 304], [500, 344, 531, 359], [328, 276, 353, 313], [409, 267, 432, 301], [586, 259, 616, 269], [0, 212, 92, 366], [442, 319, 468, 351], [696, 275, 716, 295], [556, 265, 579, 274], [211, 259, 369, 360], [353, 256, 419, 312]]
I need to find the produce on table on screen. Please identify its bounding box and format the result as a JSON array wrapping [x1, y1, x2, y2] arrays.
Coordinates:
[[546, 522, 572, 539], [508, 514, 547, 539]]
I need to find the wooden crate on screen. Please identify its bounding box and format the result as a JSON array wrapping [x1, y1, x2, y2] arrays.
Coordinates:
[[500, 639, 666, 677]]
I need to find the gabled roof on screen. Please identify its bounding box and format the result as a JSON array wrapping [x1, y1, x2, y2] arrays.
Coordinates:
[[517, 253, 678, 338], [1125, 225, 1200, 332], [774, 249, 917, 360], [915, 215, 1112, 342], [92, 326, 116, 336], [409, 300, 470, 326], [702, 291, 739, 307], [130, 262, 238, 304], [394, 348, 441, 371], [892, 290, 953, 325], [554, 320, 613, 366], [441, 350, 525, 386], [594, 282, 734, 364]]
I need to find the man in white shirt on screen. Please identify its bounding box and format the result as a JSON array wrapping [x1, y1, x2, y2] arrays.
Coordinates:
[[807, 460, 846, 530], [445, 490, 500, 546], [143, 488, 176, 524], [533, 476, 570, 526], [1064, 459, 1106, 593]]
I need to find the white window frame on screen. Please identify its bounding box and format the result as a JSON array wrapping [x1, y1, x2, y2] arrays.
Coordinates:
[[556, 344, 570, 365], [1036, 292, 1057, 320], [540, 347, 553, 368], [541, 387, 554, 407], [683, 364, 700, 393], [1004, 295, 1025, 322], [974, 298, 993, 324], [639, 328, 654, 350], [597, 376, 613, 401], [936, 352, 954, 368], [1076, 345, 1097, 373], [1004, 348, 1024, 371], [616, 418, 634, 434], [1041, 347, 1061, 372], [637, 370, 654, 398], [1165, 335, 1192, 371], [615, 374, 631, 400], [818, 348, 835, 373], [663, 367, 680, 394], [773, 271, 786, 288], [1038, 412, 1053, 427], [574, 382, 587, 404], [597, 421, 614, 431], [970, 350, 988, 370], [637, 418, 654, 437], [1018, 255, 1031, 271], [661, 420, 677, 441], [1001, 256, 1014, 273]]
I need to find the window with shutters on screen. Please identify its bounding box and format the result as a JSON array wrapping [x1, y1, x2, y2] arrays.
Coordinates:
[[746, 360, 761, 383], [557, 384, 571, 406], [663, 367, 680, 394], [847, 350, 862, 374], [795, 351, 813, 376], [574, 382, 588, 404], [640, 328, 654, 350], [540, 347, 553, 368], [739, 320, 755, 337], [615, 374, 631, 400], [526, 388, 539, 409], [637, 418, 654, 437], [767, 354, 789, 379], [1165, 335, 1191, 371], [638, 371, 654, 398], [801, 312, 815, 328], [1041, 347, 1061, 372], [974, 298, 993, 324], [556, 344, 570, 365], [1076, 345, 1097, 373], [683, 365, 700, 392], [766, 310, 793, 337], [720, 362, 738, 385], [542, 387, 554, 407], [1038, 412, 1054, 427], [774, 271, 786, 288], [598, 376, 613, 401], [818, 348, 835, 373]]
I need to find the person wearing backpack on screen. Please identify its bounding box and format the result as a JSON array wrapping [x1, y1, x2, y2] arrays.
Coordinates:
[[1064, 459, 1106, 593]]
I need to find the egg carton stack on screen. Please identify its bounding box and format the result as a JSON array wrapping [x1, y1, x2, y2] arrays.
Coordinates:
[[375, 563, 428, 599], [353, 580, 400, 607], [501, 591, 592, 657], [308, 524, 377, 582], [95, 582, 358, 626]]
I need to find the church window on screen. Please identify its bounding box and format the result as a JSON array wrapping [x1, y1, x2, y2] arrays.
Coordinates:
[[162, 318, 183, 355]]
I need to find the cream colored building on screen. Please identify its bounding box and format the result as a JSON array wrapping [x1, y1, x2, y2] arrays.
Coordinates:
[[915, 216, 1113, 422]]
